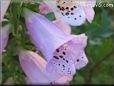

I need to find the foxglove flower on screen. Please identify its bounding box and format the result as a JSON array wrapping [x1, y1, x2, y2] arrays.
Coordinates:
[[1, 0, 11, 22], [24, 8, 88, 77], [43, 0, 96, 26], [19, 50, 73, 84], [0, 24, 10, 54]]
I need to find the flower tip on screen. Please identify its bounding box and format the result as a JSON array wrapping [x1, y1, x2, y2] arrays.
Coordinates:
[[80, 33, 88, 40], [23, 8, 34, 20], [19, 49, 28, 61]]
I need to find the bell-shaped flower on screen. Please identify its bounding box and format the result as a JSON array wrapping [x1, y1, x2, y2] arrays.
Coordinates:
[[19, 49, 73, 84], [1, 0, 11, 22], [42, 0, 96, 26], [24, 8, 88, 77], [0, 24, 10, 54]]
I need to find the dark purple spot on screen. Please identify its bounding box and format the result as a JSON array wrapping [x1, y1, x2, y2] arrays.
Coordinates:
[[71, 8, 74, 10], [61, 7, 65, 11], [77, 59, 79, 62], [81, 57, 83, 58], [74, 18, 77, 20], [66, 60, 68, 63], [74, 6, 77, 8], [63, 2, 65, 4], [56, 49, 59, 52], [66, 7, 69, 9], [63, 52, 66, 55], [63, 58, 65, 60], [53, 56, 59, 59], [71, 13, 74, 15], [58, 64, 60, 66], [62, 65, 65, 67], [57, 5, 60, 8], [66, 12, 69, 15], [79, 15, 81, 17], [59, 55, 63, 58]]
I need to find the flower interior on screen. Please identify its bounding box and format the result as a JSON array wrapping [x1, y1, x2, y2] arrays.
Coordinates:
[[55, 0, 86, 26], [47, 39, 88, 76]]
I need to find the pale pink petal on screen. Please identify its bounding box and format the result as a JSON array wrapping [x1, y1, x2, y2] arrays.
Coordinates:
[[85, 0, 96, 7], [53, 19, 71, 35], [42, 0, 57, 11], [55, 76, 73, 84], [76, 0, 96, 7], [19, 50, 61, 84], [74, 50, 88, 70], [0, 24, 10, 54], [1, 0, 10, 22], [70, 34, 88, 69], [83, 7, 95, 23], [71, 34, 88, 48], [39, 3, 52, 14]]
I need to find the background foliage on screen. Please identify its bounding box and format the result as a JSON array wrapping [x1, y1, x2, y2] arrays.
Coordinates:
[[2, 0, 114, 85]]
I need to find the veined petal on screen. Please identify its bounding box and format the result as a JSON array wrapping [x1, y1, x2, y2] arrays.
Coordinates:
[[19, 50, 61, 84], [53, 19, 71, 35], [1, 0, 11, 22], [83, 7, 95, 23], [24, 8, 73, 61], [0, 24, 10, 54]]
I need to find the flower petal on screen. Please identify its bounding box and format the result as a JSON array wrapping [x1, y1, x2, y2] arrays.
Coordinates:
[[71, 34, 88, 48], [54, 6, 86, 26], [19, 50, 61, 84], [0, 24, 10, 54], [85, 0, 96, 7], [74, 51, 88, 70], [42, 0, 57, 11], [53, 19, 71, 35], [39, 3, 52, 14], [24, 8, 73, 61], [46, 56, 76, 76], [84, 7, 95, 23], [1, 0, 10, 22], [56, 76, 73, 84]]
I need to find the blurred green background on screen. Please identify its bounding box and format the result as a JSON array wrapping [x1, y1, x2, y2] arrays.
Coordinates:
[[2, 0, 114, 85]]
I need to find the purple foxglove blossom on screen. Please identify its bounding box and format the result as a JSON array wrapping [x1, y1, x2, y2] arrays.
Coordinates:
[[43, 0, 96, 26], [0, 24, 10, 54], [24, 8, 88, 77], [19, 50, 73, 84], [1, 0, 11, 22]]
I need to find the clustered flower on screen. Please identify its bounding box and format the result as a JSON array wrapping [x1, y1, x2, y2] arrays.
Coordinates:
[[1, 0, 96, 85]]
